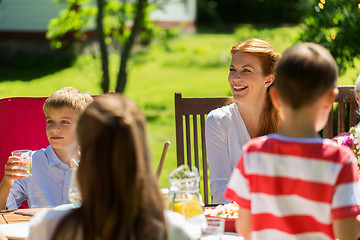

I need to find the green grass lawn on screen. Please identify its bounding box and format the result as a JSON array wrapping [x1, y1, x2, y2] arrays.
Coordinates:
[[1, 25, 359, 188]]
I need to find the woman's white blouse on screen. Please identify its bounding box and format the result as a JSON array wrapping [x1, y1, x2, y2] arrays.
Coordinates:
[[205, 103, 251, 204]]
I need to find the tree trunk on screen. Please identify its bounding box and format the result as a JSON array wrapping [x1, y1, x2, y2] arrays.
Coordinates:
[[97, 0, 110, 93], [116, 0, 147, 93]]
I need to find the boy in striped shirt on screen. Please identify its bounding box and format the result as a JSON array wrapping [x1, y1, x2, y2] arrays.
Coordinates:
[[224, 43, 360, 240]]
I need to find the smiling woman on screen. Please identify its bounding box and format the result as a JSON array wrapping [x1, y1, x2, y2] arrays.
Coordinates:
[[205, 39, 282, 204]]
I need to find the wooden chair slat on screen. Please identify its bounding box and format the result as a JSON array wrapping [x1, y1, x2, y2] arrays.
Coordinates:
[[193, 116, 200, 169], [323, 110, 334, 139], [338, 102, 346, 134], [185, 115, 192, 167], [200, 115, 209, 205], [350, 103, 357, 127], [174, 93, 185, 165]]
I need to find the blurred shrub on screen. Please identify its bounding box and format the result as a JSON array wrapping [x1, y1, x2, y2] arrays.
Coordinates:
[[197, 0, 313, 26], [300, 0, 360, 74]]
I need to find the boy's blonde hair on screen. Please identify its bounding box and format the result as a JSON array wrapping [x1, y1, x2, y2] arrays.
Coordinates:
[[43, 87, 93, 115]]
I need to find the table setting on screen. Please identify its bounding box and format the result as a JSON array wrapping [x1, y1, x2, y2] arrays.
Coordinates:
[[0, 163, 244, 240], [166, 165, 244, 240]]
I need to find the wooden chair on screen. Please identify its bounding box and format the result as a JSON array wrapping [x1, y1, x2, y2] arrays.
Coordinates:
[[174, 86, 358, 205], [174, 92, 231, 205], [322, 85, 358, 138]]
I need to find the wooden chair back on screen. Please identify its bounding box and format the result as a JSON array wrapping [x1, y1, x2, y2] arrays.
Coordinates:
[[174, 86, 358, 205], [322, 85, 358, 138], [174, 92, 231, 205]]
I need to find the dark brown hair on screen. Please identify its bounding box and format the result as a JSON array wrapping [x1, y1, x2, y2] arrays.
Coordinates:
[[51, 94, 167, 240], [230, 38, 282, 136], [274, 42, 338, 109]]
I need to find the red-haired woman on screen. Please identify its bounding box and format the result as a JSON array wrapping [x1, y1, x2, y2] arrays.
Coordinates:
[[206, 39, 282, 204]]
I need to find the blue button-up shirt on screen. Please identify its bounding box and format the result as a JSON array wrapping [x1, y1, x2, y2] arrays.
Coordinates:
[[7, 145, 73, 209]]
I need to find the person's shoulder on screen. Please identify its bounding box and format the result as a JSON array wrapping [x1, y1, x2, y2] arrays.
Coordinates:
[[323, 138, 357, 163], [242, 135, 270, 152], [29, 207, 72, 230], [31, 148, 47, 159], [31, 147, 50, 165], [28, 207, 73, 239], [207, 103, 237, 122]]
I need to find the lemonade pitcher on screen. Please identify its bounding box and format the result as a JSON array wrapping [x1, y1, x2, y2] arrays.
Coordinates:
[[168, 165, 205, 239]]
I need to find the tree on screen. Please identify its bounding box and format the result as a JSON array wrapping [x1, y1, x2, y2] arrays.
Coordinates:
[[47, 0, 165, 93], [116, 0, 147, 93], [300, 0, 360, 73], [96, 0, 110, 93]]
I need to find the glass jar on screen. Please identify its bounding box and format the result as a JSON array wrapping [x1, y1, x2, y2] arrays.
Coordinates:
[[168, 165, 205, 239]]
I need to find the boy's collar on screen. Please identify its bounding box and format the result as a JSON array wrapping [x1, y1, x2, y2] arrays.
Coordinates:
[[45, 146, 65, 166], [270, 133, 323, 143]]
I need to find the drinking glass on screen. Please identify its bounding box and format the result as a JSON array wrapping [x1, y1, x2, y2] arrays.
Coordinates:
[[68, 167, 82, 207], [11, 150, 32, 177], [201, 217, 225, 240]]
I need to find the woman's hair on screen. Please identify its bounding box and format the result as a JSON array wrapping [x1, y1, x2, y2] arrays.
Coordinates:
[[51, 94, 167, 240], [230, 38, 282, 136]]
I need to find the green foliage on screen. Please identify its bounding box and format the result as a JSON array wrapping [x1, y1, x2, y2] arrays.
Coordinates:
[[102, 1, 135, 44], [47, 0, 170, 49], [300, 0, 360, 73], [47, 0, 96, 49], [197, 0, 313, 25], [47, 0, 178, 93]]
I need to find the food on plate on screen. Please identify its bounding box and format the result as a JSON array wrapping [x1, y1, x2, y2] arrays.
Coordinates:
[[204, 202, 239, 218]]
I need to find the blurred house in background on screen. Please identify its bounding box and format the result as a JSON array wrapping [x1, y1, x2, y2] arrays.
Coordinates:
[[0, 0, 196, 58], [151, 0, 196, 32]]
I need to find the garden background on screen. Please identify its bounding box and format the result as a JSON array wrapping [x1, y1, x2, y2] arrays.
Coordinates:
[[1, 0, 360, 188]]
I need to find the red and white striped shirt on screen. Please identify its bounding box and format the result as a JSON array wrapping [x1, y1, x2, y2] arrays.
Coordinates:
[[224, 134, 360, 240]]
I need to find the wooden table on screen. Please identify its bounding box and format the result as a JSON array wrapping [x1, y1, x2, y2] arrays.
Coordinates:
[[0, 208, 43, 225]]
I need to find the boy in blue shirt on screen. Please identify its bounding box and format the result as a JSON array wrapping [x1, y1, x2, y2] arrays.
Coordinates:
[[0, 87, 92, 209]]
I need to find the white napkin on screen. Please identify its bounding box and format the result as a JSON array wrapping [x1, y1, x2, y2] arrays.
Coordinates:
[[0, 222, 30, 239]]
